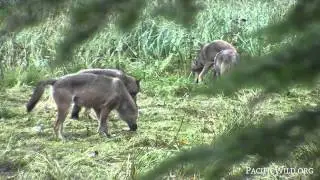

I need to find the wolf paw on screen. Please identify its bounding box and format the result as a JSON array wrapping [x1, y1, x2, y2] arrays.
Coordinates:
[[98, 130, 111, 138], [71, 115, 79, 120], [56, 135, 67, 142]]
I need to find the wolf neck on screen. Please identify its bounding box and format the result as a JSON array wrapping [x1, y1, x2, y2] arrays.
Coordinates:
[[116, 81, 137, 109], [199, 50, 207, 67], [117, 98, 137, 118]]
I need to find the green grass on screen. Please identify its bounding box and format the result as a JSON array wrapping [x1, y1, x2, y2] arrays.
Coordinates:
[[0, 84, 319, 179], [1, 0, 319, 179], [0, 0, 295, 76]]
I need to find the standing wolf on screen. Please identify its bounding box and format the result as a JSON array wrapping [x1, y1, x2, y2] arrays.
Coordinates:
[[213, 48, 240, 77], [71, 68, 141, 120], [26, 73, 138, 140], [191, 40, 237, 83]]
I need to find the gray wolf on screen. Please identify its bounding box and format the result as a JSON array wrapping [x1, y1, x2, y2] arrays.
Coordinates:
[[191, 40, 237, 83], [71, 68, 140, 120], [26, 73, 138, 140], [213, 48, 240, 77]]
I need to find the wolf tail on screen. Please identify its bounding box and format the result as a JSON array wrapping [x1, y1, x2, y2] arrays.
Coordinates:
[[26, 79, 57, 112]]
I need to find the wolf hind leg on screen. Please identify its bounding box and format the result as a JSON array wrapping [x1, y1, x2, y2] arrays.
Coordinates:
[[212, 66, 219, 79], [54, 103, 70, 140], [220, 62, 231, 75], [53, 90, 72, 140]]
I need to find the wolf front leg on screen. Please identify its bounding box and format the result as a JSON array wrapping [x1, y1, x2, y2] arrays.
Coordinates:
[[198, 62, 214, 83], [96, 107, 111, 137], [96, 98, 118, 138], [194, 71, 200, 83], [93, 107, 109, 137]]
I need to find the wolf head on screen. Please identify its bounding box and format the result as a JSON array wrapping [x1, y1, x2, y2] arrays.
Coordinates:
[[191, 44, 205, 73], [118, 105, 138, 131], [191, 42, 206, 73], [112, 77, 139, 132], [191, 60, 202, 72]]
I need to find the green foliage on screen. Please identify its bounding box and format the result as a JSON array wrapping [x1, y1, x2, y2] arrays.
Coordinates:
[[0, 0, 319, 179], [139, 109, 320, 179], [0, 107, 17, 119], [0, 69, 19, 88], [1, 84, 317, 179], [0, 65, 48, 87], [143, 76, 194, 97], [0, 0, 286, 72], [1, 0, 65, 33]]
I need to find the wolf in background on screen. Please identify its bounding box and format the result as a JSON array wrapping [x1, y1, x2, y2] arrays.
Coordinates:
[[213, 48, 240, 77], [191, 40, 237, 83]]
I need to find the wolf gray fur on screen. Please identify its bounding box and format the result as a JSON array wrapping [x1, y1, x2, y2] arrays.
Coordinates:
[[191, 40, 237, 83], [71, 68, 140, 120], [213, 48, 240, 77], [26, 73, 138, 140]]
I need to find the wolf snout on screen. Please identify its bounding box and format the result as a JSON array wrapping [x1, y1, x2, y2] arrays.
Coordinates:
[[129, 124, 138, 131]]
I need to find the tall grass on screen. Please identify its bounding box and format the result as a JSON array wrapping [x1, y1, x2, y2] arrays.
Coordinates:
[[0, 0, 295, 90]]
